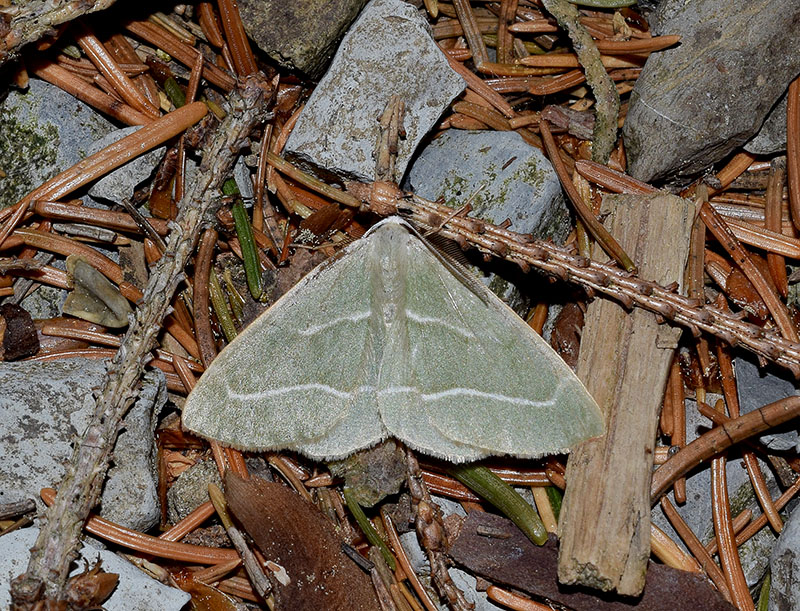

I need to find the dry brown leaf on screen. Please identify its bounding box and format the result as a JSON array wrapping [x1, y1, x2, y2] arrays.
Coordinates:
[[224, 472, 380, 611]]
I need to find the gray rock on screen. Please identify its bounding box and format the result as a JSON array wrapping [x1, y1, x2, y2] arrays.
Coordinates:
[[233, 156, 254, 201], [0, 527, 190, 610], [769, 505, 800, 610], [651, 396, 779, 587], [18, 283, 65, 320], [284, 0, 465, 183], [745, 93, 787, 155], [0, 78, 113, 208], [0, 359, 164, 531], [623, 0, 800, 184], [406, 130, 569, 241], [87, 126, 166, 204], [167, 459, 223, 524], [239, 0, 367, 79], [739, 525, 777, 597], [99, 370, 165, 529], [735, 353, 799, 452], [405, 129, 570, 312]]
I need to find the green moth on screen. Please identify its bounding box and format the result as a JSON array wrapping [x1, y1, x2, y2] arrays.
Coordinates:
[[182, 217, 604, 462]]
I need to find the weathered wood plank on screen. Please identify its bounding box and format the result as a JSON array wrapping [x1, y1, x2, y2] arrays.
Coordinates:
[[557, 192, 694, 595]]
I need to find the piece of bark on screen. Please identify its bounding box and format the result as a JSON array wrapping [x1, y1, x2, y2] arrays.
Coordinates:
[[558, 193, 694, 595], [225, 473, 380, 610], [63, 255, 133, 328], [0, 304, 38, 360], [449, 511, 734, 611]]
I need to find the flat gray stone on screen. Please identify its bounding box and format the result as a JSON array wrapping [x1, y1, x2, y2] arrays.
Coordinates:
[[406, 130, 569, 241], [239, 0, 366, 79], [284, 0, 465, 183], [18, 283, 65, 320], [769, 505, 800, 610], [623, 0, 800, 184], [0, 359, 164, 531], [745, 93, 787, 155], [405, 129, 570, 312], [233, 156, 254, 201], [166, 459, 222, 524], [735, 353, 799, 452], [0, 527, 190, 610], [0, 78, 113, 208], [87, 126, 166, 204]]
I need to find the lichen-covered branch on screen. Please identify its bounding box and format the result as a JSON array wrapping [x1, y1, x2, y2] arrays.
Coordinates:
[[406, 450, 474, 611], [541, 0, 620, 163], [0, 1, 116, 64], [10, 74, 273, 608]]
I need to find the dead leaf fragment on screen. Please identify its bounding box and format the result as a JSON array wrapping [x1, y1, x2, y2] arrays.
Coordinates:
[[224, 472, 380, 611], [724, 268, 770, 320], [448, 511, 734, 611], [63, 255, 133, 327], [64, 559, 119, 609], [550, 301, 584, 369], [328, 440, 408, 507]]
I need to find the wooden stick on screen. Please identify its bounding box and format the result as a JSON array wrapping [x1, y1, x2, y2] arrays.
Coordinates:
[[557, 192, 693, 596]]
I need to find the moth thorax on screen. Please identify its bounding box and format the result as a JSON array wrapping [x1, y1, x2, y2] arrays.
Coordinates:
[[382, 302, 398, 324]]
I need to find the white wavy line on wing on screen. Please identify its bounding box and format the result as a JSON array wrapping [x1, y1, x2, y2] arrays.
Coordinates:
[[227, 383, 376, 401], [297, 311, 372, 336], [405, 310, 476, 339], [379, 382, 562, 407]]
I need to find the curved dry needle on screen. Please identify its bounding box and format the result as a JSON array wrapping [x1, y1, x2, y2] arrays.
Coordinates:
[[422, 183, 485, 239]]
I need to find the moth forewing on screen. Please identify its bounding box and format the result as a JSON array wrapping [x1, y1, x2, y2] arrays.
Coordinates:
[[182, 229, 387, 456], [377, 227, 603, 461]]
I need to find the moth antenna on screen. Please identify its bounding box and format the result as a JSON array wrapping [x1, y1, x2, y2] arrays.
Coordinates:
[[425, 232, 473, 269], [422, 201, 475, 238]]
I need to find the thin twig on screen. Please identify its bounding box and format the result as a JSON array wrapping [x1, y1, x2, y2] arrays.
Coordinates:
[[716, 344, 784, 533], [540, 120, 635, 270], [699, 199, 799, 342], [406, 449, 474, 611], [650, 396, 800, 503], [0, 0, 115, 64], [541, 0, 619, 163], [0, 499, 36, 521]]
